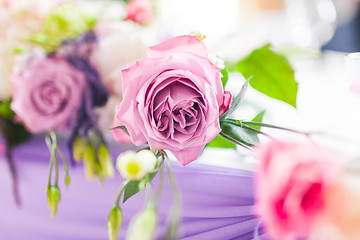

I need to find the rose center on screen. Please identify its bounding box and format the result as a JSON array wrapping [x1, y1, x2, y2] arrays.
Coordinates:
[[151, 81, 205, 140], [31, 81, 70, 116]]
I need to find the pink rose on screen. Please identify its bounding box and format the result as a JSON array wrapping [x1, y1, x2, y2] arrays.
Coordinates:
[[255, 140, 340, 239], [219, 91, 232, 116], [113, 35, 225, 165], [11, 55, 85, 133], [126, 0, 154, 25]]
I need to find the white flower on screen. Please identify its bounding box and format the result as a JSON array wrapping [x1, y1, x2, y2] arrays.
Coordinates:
[[126, 205, 157, 240], [92, 21, 152, 97], [116, 150, 157, 181], [209, 55, 225, 70]]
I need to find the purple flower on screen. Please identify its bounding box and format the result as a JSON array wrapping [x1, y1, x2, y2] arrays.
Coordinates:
[[113, 35, 225, 165], [11, 55, 85, 133]]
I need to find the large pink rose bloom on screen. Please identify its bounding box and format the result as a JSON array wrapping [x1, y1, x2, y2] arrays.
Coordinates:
[[113, 35, 225, 165], [11, 56, 85, 133], [255, 140, 340, 240]]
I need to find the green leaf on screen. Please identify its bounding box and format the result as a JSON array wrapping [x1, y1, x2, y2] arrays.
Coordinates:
[[220, 121, 259, 147], [111, 125, 129, 136], [229, 44, 298, 108], [206, 134, 236, 149], [1, 120, 30, 146], [251, 110, 266, 130], [123, 171, 158, 203], [0, 99, 15, 119], [276, 46, 321, 58], [220, 67, 229, 88], [220, 79, 249, 120]]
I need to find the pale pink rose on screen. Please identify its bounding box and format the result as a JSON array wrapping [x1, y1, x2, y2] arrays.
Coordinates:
[[255, 140, 340, 240], [126, 0, 154, 25], [11, 55, 85, 133], [113, 35, 225, 165]]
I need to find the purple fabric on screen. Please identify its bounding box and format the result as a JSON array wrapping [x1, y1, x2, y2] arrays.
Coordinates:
[[0, 136, 268, 240]]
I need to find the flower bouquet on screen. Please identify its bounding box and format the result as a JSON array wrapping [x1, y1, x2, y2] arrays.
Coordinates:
[[1, 1, 360, 240]]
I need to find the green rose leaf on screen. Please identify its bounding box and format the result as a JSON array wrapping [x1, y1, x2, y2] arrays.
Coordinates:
[[0, 99, 15, 119], [251, 110, 266, 130], [220, 67, 229, 88], [220, 120, 259, 147], [220, 79, 249, 120], [229, 44, 298, 108], [206, 134, 236, 149], [0, 99, 30, 146]]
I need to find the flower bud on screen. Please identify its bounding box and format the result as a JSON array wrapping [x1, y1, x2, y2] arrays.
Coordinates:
[[107, 205, 123, 240], [98, 143, 115, 178], [64, 175, 70, 188], [47, 185, 60, 218], [83, 143, 96, 180], [126, 205, 157, 240], [116, 150, 157, 181], [72, 135, 86, 162]]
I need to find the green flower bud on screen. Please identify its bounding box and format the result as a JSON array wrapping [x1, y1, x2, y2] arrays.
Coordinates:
[[72, 135, 86, 162], [94, 161, 104, 185], [47, 186, 60, 218], [107, 205, 123, 240], [83, 143, 96, 180], [64, 175, 70, 188], [98, 144, 114, 178], [126, 205, 157, 240]]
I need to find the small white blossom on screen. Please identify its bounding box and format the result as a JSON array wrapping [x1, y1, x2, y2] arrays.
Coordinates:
[[126, 205, 157, 240], [116, 150, 157, 181], [209, 55, 225, 70]]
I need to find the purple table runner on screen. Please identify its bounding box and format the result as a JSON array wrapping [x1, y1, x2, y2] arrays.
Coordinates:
[[0, 136, 268, 240]]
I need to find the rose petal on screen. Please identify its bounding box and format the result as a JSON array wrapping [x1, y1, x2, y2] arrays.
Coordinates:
[[148, 35, 208, 58]]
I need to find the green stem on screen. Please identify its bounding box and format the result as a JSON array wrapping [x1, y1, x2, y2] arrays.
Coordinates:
[[56, 147, 69, 178], [115, 180, 129, 206], [223, 120, 275, 139], [219, 132, 252, 150], [50, 132, 59, 186], [240, 120, 315, 136], [45, 134, 54, 187], [165, 158, 182, 240], [154, 159, 164, 205]]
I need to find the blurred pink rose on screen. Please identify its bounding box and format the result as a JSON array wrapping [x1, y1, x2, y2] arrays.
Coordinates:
[[255, 140, 340, 240], [11, 55, 85, 133], [126, 0, 154, 25], [311, 175, 360, 240], [113, 35, 225, 165]]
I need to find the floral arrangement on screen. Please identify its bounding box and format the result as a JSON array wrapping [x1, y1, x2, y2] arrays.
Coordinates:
[[1, 1, 360, 240]]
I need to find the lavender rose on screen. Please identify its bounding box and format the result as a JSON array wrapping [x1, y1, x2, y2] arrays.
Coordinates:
[[11, 55, 85, 133], [113, 35, 227, 165]]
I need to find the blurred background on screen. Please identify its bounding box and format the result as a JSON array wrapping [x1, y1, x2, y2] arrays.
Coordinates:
[[152, 0, 360, 168]]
